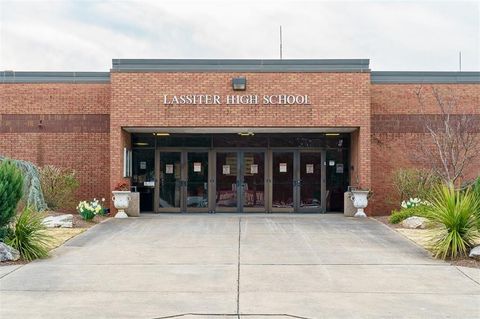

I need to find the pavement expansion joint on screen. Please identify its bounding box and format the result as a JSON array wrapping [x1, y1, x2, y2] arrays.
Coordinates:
[[236, 217, 242, 319], [455, 266, 480, 286], [153, 314, 311, 319]]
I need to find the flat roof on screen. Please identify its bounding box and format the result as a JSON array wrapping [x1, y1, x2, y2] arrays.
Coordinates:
[[1, 60, 479, 83], [0, 71, 110, 83], [111, 59, 371, 72], [371, 71, 480, 84]]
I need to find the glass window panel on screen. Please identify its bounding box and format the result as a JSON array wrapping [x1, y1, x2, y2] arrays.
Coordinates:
[[187, 152, 208, 208], [272, 152, 294, 208], [243, 152, 265, 208], [132, 148, 155, 211], [300, 152, 322, 208], [159, 152, 182, 208], [326, 149, 350, 212], [216, 152, 238, 208]]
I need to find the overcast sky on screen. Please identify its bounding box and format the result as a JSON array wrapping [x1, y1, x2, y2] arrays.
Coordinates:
[[0, 0, 478, 71]]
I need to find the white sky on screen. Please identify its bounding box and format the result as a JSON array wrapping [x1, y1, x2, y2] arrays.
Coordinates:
[[0, 0, 478, 71]]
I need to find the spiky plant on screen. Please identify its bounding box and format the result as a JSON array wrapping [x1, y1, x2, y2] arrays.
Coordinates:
[[0, 160, 24, 240], [428, 184, 480, 260], [7, 206, 52, 261]]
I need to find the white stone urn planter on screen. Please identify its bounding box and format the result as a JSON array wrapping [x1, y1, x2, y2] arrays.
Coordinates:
[[350, 190, 370, 217], [112, 191, 131, 218]]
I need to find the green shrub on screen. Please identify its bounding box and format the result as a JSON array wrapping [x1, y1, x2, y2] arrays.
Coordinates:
[[427, 184, 480, 260], [389, 205, 431, 224], [6, 206, 52, 261], [472, 177, 480, 200], [392, 168, 441, 202], [0, 156, 47, 212], [0, 160, 24, 241], [39, 165, 79, 210]]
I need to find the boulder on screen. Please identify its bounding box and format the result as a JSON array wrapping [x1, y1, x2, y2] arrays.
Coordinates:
[[401, 216, 429, 229], [42, 214, 73, 228], [0, 242, 20, 262], [469, 246, 480, 260]]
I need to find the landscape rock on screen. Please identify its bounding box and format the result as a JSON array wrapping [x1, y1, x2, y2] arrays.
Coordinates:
[[0, 242, 20, 262], [401, 216, 429, 229], [42, 214, 73, 228], [469, 246, 480, 260]]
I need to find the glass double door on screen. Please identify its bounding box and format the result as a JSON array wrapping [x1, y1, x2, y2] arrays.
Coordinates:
[[271, 151, 326, 213], [156, 149, 325, 213], [157, 151, 209, 213], [215, 151, 266, 212]]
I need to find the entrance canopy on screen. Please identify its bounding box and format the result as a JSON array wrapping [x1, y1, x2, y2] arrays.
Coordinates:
[[123, 127, 358, 134]]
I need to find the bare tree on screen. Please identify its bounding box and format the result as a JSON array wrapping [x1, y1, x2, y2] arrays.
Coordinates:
[[414, 86, 480, 186]]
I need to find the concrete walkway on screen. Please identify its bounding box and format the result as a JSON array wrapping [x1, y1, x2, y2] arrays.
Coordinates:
[[1, 214, 479, 318]]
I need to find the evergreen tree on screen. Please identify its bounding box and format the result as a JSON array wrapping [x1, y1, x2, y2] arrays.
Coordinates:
[[0, 160, 24, 240]]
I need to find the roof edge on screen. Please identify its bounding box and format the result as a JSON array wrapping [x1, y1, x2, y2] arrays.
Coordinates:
[[1, 71, 110, 83], [371, 71, 480, 84], [111, 59, 371, 72]]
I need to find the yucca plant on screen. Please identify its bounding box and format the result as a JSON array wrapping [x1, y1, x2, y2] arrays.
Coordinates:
[[7, 206, 52, 261], [427, 184, 480, 260]]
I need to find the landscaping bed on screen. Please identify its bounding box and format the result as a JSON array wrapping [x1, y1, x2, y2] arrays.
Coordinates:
[[375, 216, 480, 269], [1, 212, 109, 266]]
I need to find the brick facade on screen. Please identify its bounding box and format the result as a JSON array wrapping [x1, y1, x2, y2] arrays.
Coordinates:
[[0, 83, 111, 207], [1, 62, 479, 215], [110, 72, 372, 194], [370, 84, 480, 215]]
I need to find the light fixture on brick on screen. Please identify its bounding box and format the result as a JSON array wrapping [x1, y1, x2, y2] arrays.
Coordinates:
[[232, 77, 246, 90]]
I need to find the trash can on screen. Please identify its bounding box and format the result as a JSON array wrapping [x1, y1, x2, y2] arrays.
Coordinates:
[[126, 192, 140, 217], [344, 192, 356, 217]]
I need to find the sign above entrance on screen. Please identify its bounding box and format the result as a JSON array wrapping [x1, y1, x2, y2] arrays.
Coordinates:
[[163, 94, 310, 105]]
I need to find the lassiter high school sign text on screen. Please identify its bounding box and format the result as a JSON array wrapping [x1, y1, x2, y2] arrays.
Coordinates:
[[163, 94, 310, 105]]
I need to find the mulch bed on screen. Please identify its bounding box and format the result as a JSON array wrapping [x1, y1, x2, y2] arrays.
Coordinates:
[[452, 258, 480, 268], [42, 210, 109, 228], [373, 216, 480, 269], [1, 211, 109, 266]]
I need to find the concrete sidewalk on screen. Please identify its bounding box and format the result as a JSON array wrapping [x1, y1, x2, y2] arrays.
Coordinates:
[[0, 214, 479, 318]]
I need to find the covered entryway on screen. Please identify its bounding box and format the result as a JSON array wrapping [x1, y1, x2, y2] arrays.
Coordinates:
[[128, 129, 353, 213]]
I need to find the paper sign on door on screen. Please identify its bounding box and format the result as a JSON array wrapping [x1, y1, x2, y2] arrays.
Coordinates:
[[165, 164, 174, 174], [193, 162, 202, 172], [279, 163, 287, 173], [250, 164, 258, 174], [336, 163, 344, 174], [306, 164, 314, 174], [140, 161, 146, 169], [223, 165, 230, 175]]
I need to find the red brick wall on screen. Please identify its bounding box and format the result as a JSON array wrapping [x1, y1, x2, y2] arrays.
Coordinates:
[[370, 84, 480, 215], [0, 84, 111, 209], [110, 72, 372, 196], [4, 76, 477, 216]]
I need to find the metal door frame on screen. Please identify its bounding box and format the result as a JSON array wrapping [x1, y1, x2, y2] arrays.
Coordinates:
[[269, 149, 326, 214], [184, 151, 210, 213], [213, 149, 267, 213], [270, 150, 296, 213], [214, 150, 242, 213], [155, 149, 182, 213], [155, 147, 326, 214], [296, 150, 327, 213], [155, 149, 210, 213]]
